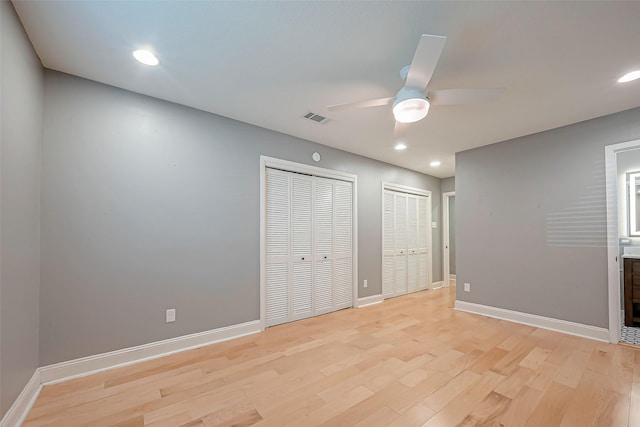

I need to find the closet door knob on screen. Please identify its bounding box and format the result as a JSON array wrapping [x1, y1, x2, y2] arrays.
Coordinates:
[[302, 257, 305, 260], [324, 256, 327, 259]]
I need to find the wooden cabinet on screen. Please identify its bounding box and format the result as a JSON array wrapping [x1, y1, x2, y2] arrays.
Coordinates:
[[624, 257, 640, 326]]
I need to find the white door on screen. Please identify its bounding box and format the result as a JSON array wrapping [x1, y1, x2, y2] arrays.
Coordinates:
[[265, 168, 354, 327], [334, 180, 353, 310], [407, 195, 419, 293], [290, 174, 314, 321], [265, 169, 291, 327], [382, 187, 432, 299], [314, 177, 334, 315], [383, 191, 395, 298], [418, 195, 429, 290], [394, 193, 408, 296]]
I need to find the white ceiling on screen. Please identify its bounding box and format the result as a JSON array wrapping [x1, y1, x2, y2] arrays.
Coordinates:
[[12, 1, 640, 178]]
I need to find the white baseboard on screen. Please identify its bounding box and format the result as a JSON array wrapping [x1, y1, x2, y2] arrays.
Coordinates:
[[431, 281, 444, 289], [1, 319, 262, 425], [0, 369, 41, 427], [356, 294, 384, 308], [455, 300, 609, 342], [449, 274, 456, 280], [40, 320, 261, 385]]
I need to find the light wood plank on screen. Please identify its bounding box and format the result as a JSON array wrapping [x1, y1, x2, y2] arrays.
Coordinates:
[[20, 286, 640, 427]]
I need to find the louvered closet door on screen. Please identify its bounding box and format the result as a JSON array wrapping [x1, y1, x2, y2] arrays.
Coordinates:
[[265, 169, 291, 327], [314, 177, 334, 315], [265, 167, 354, 327], [394, 193, 408, 296], [383, 191, 395, 298], [417, 196, 430, 290], [290, 175, 314, 321], [333, 180, 353, 310], [407, 195, 419, 293]]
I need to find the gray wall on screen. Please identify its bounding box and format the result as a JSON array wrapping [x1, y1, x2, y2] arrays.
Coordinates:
[[40, 70, 442, 365], [0, 0, 43, 416], [456, 107, 640, 329], [441, 176, 455, 193]]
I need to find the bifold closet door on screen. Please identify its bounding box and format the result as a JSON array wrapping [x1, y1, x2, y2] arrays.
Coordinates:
[[417, 196, 429, 290], [333, 180, 353, 310], [290, 175, 314, 321], [383, 189, 430, 299], [314, 177, 334, 315], [265, 168, 353, 327], [382, 191, 395, 298], [265, 169, 291, 327], [394, 193, 408, 296], [407, 196, 418, 293]]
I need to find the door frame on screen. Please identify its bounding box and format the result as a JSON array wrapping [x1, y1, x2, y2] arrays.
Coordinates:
[[381, 182, 433, 295], [442, 191, 455, 288], [605, 139, 640, 343], [260, 156, 358, 331]]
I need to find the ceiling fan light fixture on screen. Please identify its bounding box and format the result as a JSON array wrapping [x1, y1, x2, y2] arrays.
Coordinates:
[[392, 88, 430, 123]]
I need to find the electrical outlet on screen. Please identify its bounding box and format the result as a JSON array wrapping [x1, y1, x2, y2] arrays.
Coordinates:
[[464, 283, 471, 292], [166, 308, 176, 323], [364, 279, 368, 288]]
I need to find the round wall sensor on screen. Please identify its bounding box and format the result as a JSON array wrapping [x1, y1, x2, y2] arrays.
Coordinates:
[[312, 152, 321, 162]]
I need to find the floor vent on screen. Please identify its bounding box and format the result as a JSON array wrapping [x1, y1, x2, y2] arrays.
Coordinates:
[[303, 112, 329, 124]]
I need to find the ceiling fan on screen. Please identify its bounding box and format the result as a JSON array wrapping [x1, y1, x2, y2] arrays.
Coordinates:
[[328, 34, 504, 125]]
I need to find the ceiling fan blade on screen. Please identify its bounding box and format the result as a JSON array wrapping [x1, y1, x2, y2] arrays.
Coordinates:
[[404, 34, 447, 90], [328, 97, 395, 112], [428, 88, 505, 106]]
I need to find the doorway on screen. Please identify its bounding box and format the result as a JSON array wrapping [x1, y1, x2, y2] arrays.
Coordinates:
[[443, 192, 455, 288], [605, 139, 640, 344]]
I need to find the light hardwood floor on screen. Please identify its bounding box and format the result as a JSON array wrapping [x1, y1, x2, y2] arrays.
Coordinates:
[[23, 285, 640, 427]]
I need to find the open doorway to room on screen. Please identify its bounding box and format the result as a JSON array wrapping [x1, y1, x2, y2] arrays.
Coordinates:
[[606, 139, 640, 346], [613, 147, 640, 346], [443, 191, 456, 288]]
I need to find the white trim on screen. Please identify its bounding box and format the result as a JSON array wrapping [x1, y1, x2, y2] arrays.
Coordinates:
[[431, 281, 444, 289], [605, 139, 640, 344], [261, 156, 358, 183], [382, 182, 432, 197], [356, 294, 384, 308], [455, 300, 609, 342], [260, 156, 358, 330], [449, 274, 456, 280], [39, 320, 261, 385], [442, 191, 455, 288], [0, 370, 41, 427]]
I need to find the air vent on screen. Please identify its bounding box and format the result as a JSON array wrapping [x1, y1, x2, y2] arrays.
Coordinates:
[[303, 112, 329, 124]]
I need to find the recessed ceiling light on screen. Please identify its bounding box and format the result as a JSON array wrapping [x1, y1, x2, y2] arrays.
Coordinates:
[[133, 49, 159, 66], [430, 160, 441, 167], [394, 143, 407, 151], [618, 70, 640, 83]]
